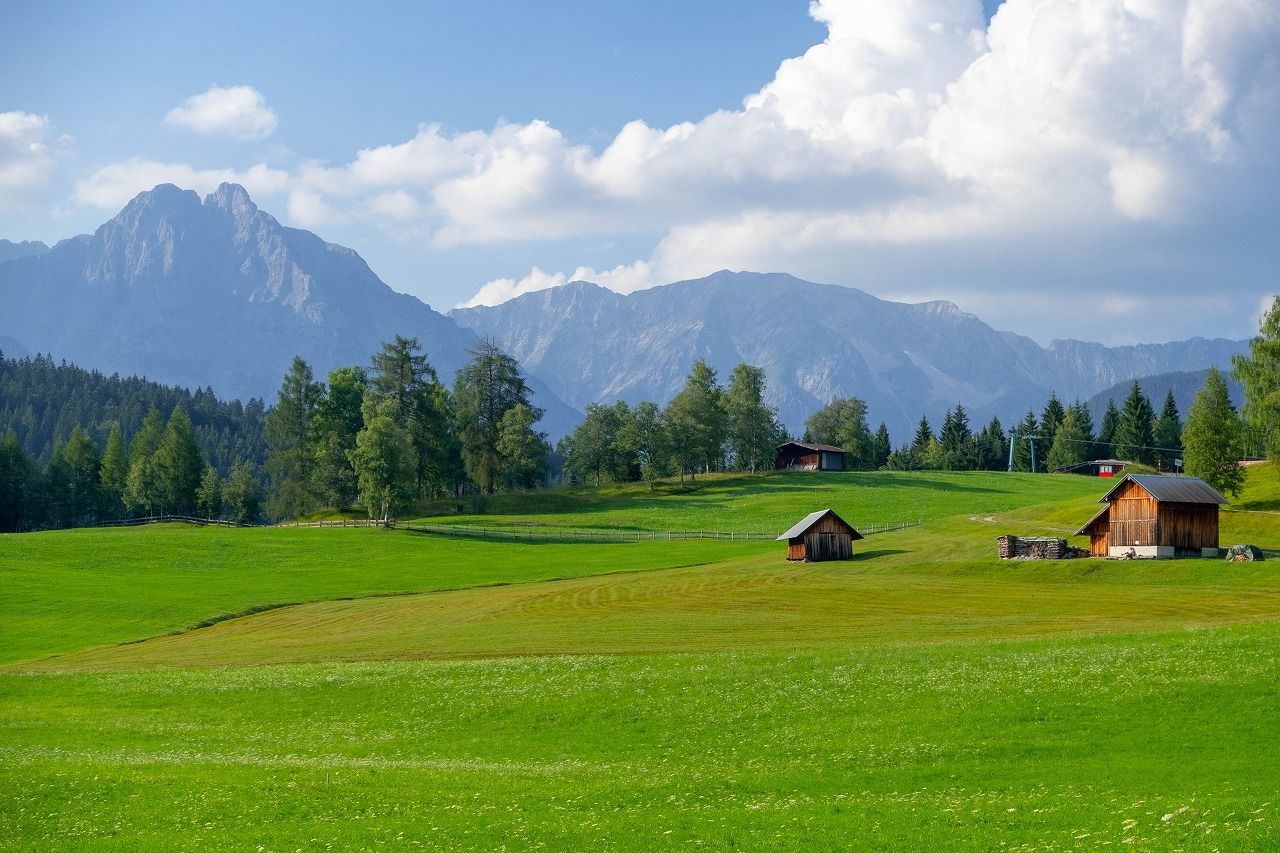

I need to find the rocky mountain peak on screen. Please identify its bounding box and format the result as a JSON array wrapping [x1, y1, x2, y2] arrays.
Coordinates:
[[205, 182, 258, 221]]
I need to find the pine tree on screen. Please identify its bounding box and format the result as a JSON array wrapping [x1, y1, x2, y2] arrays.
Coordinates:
[[1069, 401, 1097, 458], [196, 464, 223, 518], [1046, 405, 1088, 472], [0, 430, 37, 532], [1040, 393, 1066, 453], [1098, 399, 1121, 458], [222, 461, 262, 524], [62, 426, 102, 524], [123, 408, 166, 515], [454, 339, 541, 494], [870, 423, 892, 470], [1232, 295, 1280, 462], [1153, 390, 1183, 471], [310, 366, 366, 509], [98, 421, 127, 518], [1182, 368, 1245, 497], [155, 405, 203, 514], [939, 404, 973, 470], [1115, 382, 1156, 465], [911, 416, 934, 454], [368, 337, 453, 497], [265, 356, 323, 519]]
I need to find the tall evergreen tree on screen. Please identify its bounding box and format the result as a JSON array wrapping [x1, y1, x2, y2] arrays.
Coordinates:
[[1069, 401, 1097, 458], [664, 360, 726, 482], [155, 405, 203, 514], [1098, 399, 1121, 458], [911, 416, 934, 454], [222, 461, 262, 524], [939, 404, 973, 470], [0, 430, 37, 532], [1114, 382, 1157, 465], [725, 364, 784, 473], [1045, 405, 1089, 472], [1153, 390, 1183, 471], [1232, 295, 1280, 462], [98, 421, 128, 518], [869, 423, 892, 470], [1040, 393, 1066, 454], [974, 417, 1006, 471], [310, 366, 367, 510], [62, 426, 103, 524], [265, 356, 323, 519], [196, 464, 223, 519], [1182, 368, 1245, 497], [368, 337, 453, 497], [454, 339, 541, 494], [123, 408, 166, 515]]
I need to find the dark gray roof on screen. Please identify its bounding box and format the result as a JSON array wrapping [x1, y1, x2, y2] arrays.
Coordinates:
[[776, 508, 863, 541], [1099, 474, 1229, 505]]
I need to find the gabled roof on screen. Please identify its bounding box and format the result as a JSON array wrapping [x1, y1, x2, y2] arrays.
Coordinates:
[[777, 441, 845, 454], [776, 508, 864, 541], [1097, 473, 1229, 505], [1074, 505, 1111, 536]]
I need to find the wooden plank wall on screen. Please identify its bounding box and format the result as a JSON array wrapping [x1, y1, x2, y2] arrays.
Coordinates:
[[1157, 503, 1219, 553]]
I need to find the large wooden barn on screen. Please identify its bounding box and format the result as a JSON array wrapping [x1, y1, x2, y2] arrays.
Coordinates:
[[777, 509, 863, 562], [775, 441, 846, 471], [1075, 474, 1228, 558]]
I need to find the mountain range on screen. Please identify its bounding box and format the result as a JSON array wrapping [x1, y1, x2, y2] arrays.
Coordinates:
[[0, 184, 1250, 443], [452, 273, 1247, 439]]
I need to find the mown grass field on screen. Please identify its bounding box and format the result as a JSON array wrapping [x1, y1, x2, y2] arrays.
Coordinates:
[[3, 467, 1280, 849]]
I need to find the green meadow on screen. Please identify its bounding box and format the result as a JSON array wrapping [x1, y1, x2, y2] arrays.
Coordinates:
[[3, 468, 1280, 849]]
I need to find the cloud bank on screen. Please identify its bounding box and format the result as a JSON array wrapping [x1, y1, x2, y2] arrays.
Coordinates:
[[71, 1, 1280, 338], [0, 112, 70, 206], [163, 85, 278, 141]]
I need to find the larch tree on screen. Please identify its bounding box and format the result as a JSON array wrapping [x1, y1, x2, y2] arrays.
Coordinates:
[[123, 407, 166, 515], [369, 337, 453, 497], [1182, 368, 1245, 497], [98, 421, 128, 518], [310, 366, 367, 510], [1045, 405, 1089, 472], [155, 405, 204, 514], [196, 464, 223, 519]]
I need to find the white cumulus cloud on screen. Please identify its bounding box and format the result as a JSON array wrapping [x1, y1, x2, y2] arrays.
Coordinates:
[[164, 85, 278, 141], [74, 159, 288, 209], [0, 112, 71, 204]]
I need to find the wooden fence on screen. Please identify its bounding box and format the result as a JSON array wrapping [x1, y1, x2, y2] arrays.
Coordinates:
[[93, 514, 257, 528]]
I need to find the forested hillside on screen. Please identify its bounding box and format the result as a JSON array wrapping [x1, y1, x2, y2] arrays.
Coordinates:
[[0, 352, 266, 471]]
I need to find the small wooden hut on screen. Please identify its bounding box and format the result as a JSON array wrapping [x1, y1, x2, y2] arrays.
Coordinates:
[[775, 441, 846, 471], [1075, 474, 1227, 558], [777, 509, 863, 562], [1053, 458, 1130, 478]]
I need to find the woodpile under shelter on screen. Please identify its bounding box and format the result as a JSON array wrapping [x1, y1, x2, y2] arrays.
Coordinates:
[[777, 509, 863, 562], [1075, 474, 1228, 558], [775, 441, 846, 471]]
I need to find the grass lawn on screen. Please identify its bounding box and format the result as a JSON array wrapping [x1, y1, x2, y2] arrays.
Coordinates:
[[2, 466, 1279, 849]]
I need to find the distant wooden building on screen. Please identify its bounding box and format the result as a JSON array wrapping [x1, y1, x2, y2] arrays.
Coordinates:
[[1075, 474, 1227, 558], [1054, 458, 1130, 478], [777, 509, 863, 562], [775, 441, 846, 471]]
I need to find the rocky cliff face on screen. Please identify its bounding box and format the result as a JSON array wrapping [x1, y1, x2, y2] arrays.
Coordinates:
[[0, 184, 579, 436], [452, 271, 1247, 440]]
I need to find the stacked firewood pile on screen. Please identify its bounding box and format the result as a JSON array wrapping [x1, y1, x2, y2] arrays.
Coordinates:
[[997, 535, 1072, 560]]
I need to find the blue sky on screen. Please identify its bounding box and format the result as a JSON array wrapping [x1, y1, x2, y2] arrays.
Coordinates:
[[2, 1, 1276, 343]]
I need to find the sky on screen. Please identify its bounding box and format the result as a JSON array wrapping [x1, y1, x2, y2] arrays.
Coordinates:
[[2, 0, 1276, 344]]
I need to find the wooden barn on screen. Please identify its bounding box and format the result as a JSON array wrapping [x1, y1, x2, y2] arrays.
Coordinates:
[[775, 441, 846, 471], [1075, 474, 1228, 558], [776, 509, 863, 562]]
